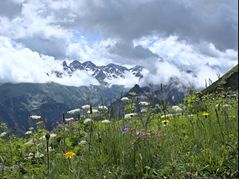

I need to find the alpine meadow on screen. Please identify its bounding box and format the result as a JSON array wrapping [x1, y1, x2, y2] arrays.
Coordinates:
[[0, 0, 238, 178]]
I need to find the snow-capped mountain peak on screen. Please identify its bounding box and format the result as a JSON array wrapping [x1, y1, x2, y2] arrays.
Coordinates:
[[51, 60, 144, 85]]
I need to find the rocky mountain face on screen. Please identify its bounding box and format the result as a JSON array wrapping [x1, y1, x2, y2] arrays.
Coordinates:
[[51, 60, 144, 83]]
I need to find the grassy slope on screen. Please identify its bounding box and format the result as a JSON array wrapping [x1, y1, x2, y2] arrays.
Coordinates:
[[202, 64, 238, 94], [0, 90, 238, 178]]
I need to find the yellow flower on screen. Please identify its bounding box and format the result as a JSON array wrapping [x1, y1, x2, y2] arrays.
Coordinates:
[[202, 112, 209, 118], [65, 151, 76, 159], [161, 120, 170, 126]]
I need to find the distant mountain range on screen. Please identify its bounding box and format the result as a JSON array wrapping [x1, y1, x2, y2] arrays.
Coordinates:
[[0, 83, 127, 134], [49, 60, 144, 84]]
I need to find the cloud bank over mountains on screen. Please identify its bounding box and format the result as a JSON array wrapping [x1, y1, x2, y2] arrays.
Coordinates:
[[0, 0, 238, 88]]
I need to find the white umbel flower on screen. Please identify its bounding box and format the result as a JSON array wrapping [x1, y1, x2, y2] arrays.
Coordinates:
[[50, 133, 57, 138], [124, 113, 137, 119], [35, 152, 44, 158], [172, 106, 182, 112], [79, 140, 87, 145], [65, 117, 74, 122], [67, 108, 81, 115], [139, 101, 149, 106], [121, 97, 129, 102], [101, 120, 110, 123], [25, 131, 32, 135], [83, 118, 93, 124], [98, 106, 108, 110], [30, 115, 41, 120], [160, 114, 173, 119], [0, 132, 7, 137], [82, 105, 91, 110], [141, 108, 148, 113]]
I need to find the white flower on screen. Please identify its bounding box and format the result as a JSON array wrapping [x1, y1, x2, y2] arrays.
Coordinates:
[[65, 117, 74, 122], [124, 113, 137, 119], [121, 97, 129, 102], [79, 140, 87, 145], [27, 153, 34, 159], [82, 105, 91, 110], [160, 114, 173, 119], [172, 106, 182, 112], [139, 101, 149, 106], [98, 106, 108, 110], [29, 127, 34, 131], [188, 114, 195, 117], [222, 104, 231, 108], [39, 135, 45, 141], [101, 120, 110, 123], [67, 108, 81, 115], [87, 109, 98, 114], [140, 108, 148, 113], [25, 131, 32, 135], [50, 133, 57, 138], [24, 139, 34, 146], [35, 152, 44, 158], [0, 132, 7, 137], [83, 118, 92, 124], [30, 115, 41, 120]]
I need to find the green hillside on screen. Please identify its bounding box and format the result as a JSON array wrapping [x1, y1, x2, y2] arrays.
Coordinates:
[[202, 64, 238, 94], [0, 82, 126, 133]]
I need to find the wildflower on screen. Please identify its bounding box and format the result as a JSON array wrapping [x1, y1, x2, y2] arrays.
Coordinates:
[[15, 163, 23, 168], [0, 132, 7, 137], [124, 113, 137, 119], [101, 120, 110, 124], [67, 108, 81, 115], [129, 92, 136, 96], [81, 105, 91, 110], [25, 131, 32, 135], [160, 114, 173, 119], [0, 163, 6, 169], [121, 97, 129, 102], [139, 101, 149, 106], [30, 115, 41, 120], [202, 112, 209, 118], [87, 109, 98, 114], [172, 106, 182, 112], [50, 133, 57, 138], [24, 139, 34, 146], [121, 125, 129, 133], [161, 120, 170, 126], [83, 118, 92, 124], [29, 127, 34, 131], [79, 140, 87, 145], [98, 105, 108, 110], [65, 151, 76, 159], [28, 153, 34, 159], [141, 108, 148, 113], [222, 104, 231, 109], [65, 117, 74, 122], [35, 152, 44, 158]]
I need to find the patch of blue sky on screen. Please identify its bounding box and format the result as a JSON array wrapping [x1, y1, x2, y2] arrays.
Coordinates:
[[71, 30, 102, 45]]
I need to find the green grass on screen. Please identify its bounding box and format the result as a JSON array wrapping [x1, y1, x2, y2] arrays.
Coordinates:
[[0, 90, 238, 178]]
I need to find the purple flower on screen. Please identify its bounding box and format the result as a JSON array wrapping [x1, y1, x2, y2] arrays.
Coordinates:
[[16, 163, 23, 168], [121, 125, 129, 133], [0, 163, 6, 169]]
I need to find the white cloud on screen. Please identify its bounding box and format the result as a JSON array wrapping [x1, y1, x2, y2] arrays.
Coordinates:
[[135, 35, 238, 88], [0, 36, 99, 86]]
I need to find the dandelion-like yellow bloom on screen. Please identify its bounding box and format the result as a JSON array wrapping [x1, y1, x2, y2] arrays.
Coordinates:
[[202, 112, 209, 118], [161, 120, 170, 125], [65, 151, 76, 159]]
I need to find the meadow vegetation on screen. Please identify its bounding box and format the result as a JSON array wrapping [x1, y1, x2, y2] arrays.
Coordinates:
[[0, 89, 238, 178]]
